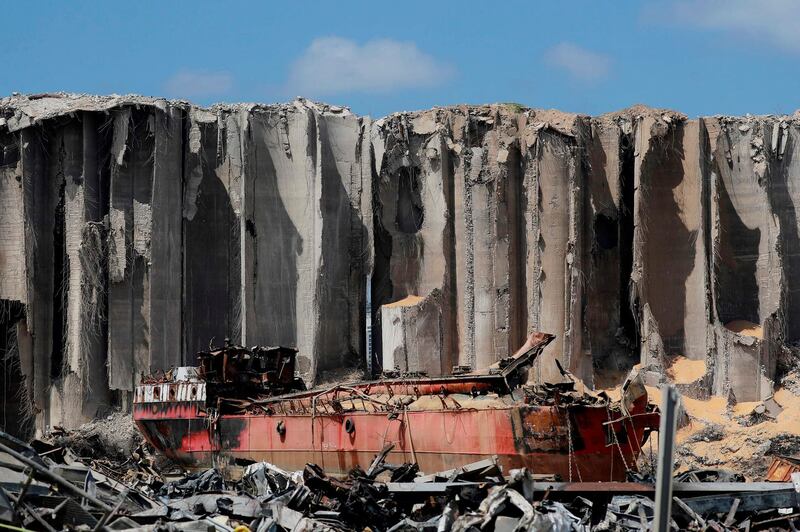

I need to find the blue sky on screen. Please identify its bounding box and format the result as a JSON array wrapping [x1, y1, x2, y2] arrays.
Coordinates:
[[2, 1, 799, 118]]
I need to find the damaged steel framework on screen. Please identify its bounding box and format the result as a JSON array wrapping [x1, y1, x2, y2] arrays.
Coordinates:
[[1, 94, 800, 435]]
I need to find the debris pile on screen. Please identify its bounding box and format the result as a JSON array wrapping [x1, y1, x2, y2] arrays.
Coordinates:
[[6, 426, 800, 531], [672, 375, 800, 479], [0, 429, 163, 531], [598, 356, 800, 480], [43, 412, 144, 463]]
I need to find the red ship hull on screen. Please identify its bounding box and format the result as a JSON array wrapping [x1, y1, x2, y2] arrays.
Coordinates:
[[133, 387, 657, 481], [133, 333, 659, 481]]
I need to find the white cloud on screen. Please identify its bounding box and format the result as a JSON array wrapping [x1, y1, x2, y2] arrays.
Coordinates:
[[164, 70, 233, 98], [286, 36, 454, 96], [544, 42, 612, 83], [653, 0, 800, 53]]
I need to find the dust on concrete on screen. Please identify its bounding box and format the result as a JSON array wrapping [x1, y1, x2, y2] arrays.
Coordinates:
[[606, 369, 800, 480], [666, 355, 707, 384], [382, 294, 424, 308], [724, 319, 764, 339], [673, 383, 800, 479]]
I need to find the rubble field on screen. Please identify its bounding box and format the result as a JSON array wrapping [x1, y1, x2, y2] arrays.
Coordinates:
[[3, 419, 800, 532]]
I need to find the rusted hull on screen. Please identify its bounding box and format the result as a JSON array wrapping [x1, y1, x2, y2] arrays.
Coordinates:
[[134, 401, 657, 481]]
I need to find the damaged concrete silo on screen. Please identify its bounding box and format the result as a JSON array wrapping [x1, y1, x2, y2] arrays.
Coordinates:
[[1, 93, 800, 435], [0, 95, 373, 435]]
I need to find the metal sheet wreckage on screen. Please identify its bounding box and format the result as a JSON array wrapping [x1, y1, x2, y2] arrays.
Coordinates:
[[5, 425, 800, 531]]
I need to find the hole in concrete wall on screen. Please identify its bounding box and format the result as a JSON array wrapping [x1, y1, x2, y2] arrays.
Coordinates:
[[466, 117, 491, 148], [715, 163, 761, 326], [372, 156, 395, 376], [0, 131, 20, 169], [617, 136, 639, 362], [82, 112, 112, 224], [594, 214, 618, 250], [640, 130, 693, 354], [395, 167, 424, 233], [51, 177, 67, 380], [0, 300, 33, 439], [97, 119, 112, 222], [586, 130, 627, 385], [245, 218, 257, 238], [442, 146, 459, 373], [592, 133, 639, 388], [506, 146, 528, 355]]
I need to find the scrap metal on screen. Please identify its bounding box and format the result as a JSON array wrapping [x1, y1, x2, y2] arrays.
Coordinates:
[[5, 432, 800, 531]]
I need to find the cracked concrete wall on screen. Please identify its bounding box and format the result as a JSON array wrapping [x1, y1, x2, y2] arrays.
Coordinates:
[[21, 125, 57, 432], [0, 95, 375, 432], [244, 105, 371, 380], [380, 290, 443, 375], [372, 112, 455, 375], [0, 128, 24, 304], [182, 108, 241, 367], [244, 107, 312, 374], [633, 114, 708, 367], [373, 107, 587, 380], [108, 108, 155, 393], [0, 128, 31, 437], [150, 106, 183, 371], [705, 116, 795, 401], [3, 93, 800, 432], [527, 124, 586, 383], [374, 104, 800, 401]]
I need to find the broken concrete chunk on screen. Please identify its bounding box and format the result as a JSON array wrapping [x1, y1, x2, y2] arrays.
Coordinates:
[[497, 147, 509, 163], [188, 114, 202, 154], [132, 199, 152, 260], [410, 114, 438, 135], [381, 291, 444, 376]]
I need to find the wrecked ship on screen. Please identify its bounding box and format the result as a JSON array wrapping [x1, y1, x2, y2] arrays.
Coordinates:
[[133, 333, 659, 481]]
